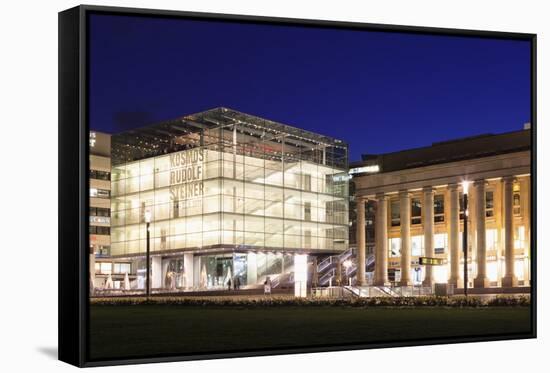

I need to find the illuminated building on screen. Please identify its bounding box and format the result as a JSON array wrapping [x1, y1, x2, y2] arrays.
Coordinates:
[[89, 131, 112, 287], [351, 127, 531, 290], [102, 107, 349, 293]]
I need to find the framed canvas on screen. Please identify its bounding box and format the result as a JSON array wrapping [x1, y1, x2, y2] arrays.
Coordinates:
[[58, 4, 536, 367]]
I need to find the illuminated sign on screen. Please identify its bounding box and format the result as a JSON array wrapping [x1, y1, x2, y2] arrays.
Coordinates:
[[89, 132, 97, 147], [90, 216, 110, 224], [332, 174, 351, 182], [419, 257, 447, 266], [169, 148, 204, 200], [348, 165, 380, 175]]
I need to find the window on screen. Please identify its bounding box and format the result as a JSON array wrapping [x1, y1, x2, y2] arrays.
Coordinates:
[[113, 263, 131, 274], [173, 199, 180, 218], [411, 235, 424, 256], [304, 230, 312, 248], [98, 226, 110, 235], [304, 202, 311, 221], [434, 233, 447, 254], [434, 194, 444, 223], [514, 226, 525, 249], [302, 174, 312, 191], [513, 192, 521, 216], [160, 228, 167, 250], [90, 207, 110, 217], [486, 191, 494, 218], [90, 169, 111, 181], [391, 200, 400, 227], [486, 229, 498, 251], [140, 201, 146, 223], [95, 262, 112, 275], [90, 226, 110, 235], [96, 246, 110, 256], [411, 198, 422, 225], [389, 237, 401, 257]]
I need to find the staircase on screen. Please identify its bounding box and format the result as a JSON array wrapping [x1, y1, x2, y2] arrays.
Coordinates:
[[317, 249, 375, 287]]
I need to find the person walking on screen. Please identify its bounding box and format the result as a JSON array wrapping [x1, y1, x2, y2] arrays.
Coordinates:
[[227, 278, 232, 291], [264, 276, 271, 295]]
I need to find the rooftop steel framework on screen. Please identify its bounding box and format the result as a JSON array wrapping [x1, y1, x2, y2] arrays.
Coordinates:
[[112, 107, 348, 168]]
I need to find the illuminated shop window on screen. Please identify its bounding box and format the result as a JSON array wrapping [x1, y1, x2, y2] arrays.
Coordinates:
[[411, 235, 424, 256], [486, 229, 498, 252], [487, 261, 498, 282], [434, 233, 447, 254], [514, 226, 525, 249], [389, 237, 401, 257], [433, 265, 448, 283], [514, 259, 525, 281]]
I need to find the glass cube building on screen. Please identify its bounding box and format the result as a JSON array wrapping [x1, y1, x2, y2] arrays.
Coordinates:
[[109, 107, 349, 291]]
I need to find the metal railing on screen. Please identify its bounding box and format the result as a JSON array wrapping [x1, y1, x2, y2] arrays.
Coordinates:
[[318, 268, 336, 286], [311, 284, 434, 298]]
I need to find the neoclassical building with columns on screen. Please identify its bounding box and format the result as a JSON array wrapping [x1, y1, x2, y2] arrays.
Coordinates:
[[351, 128, 531, 290]]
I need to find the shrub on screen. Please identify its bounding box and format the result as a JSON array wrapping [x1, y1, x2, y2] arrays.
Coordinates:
[[90, 294, 530, 308]]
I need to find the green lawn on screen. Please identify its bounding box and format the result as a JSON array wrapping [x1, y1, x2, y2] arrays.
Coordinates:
[[89, 305, 531, 360]]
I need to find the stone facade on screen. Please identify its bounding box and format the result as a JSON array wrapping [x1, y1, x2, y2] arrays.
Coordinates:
[[352, 132, 531, 289]]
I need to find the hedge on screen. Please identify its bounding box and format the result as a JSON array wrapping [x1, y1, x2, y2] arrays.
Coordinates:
[[90, 295, 530, 308]]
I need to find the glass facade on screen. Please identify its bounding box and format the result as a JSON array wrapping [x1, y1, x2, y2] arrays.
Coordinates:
[[107, 107, 349, 289]]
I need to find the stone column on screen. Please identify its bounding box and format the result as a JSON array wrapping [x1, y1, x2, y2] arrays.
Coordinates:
[[501, 176, 518, 287], [356, 198, 366, 286], [522, 176, 531, 285], [374, 193, 389, 286], [494, 179, 504, 286], [448, 184, 461, 288], [473, 180, 489, 288], [184, 253, 194, 289], [247, 252, 257, 285], [422, 187, 435, 287], [152, 256, 163, 289], [399, 191, 412, 286]]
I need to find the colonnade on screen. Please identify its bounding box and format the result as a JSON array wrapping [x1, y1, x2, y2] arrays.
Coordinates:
[[356, 176, 526, 288]]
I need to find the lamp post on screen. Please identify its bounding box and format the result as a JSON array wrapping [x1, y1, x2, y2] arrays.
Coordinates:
[[144, 210, 152, 300], [343, 259, 352, 286], [461, 181, 469, 296]]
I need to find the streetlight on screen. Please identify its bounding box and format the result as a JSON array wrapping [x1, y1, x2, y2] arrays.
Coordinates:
[[461, 181, 470, 296], [144, 209, 152, 300], [343, 259, 352, 286]]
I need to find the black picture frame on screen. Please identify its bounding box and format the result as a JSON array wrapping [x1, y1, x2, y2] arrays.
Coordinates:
[[58, 4, 537, 367]]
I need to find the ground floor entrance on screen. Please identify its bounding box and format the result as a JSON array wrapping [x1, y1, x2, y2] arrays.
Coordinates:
[[92, 250, 311, 294]]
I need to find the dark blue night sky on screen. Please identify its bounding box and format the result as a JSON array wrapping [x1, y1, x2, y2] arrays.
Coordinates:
[[89, 14, 531, 161]]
